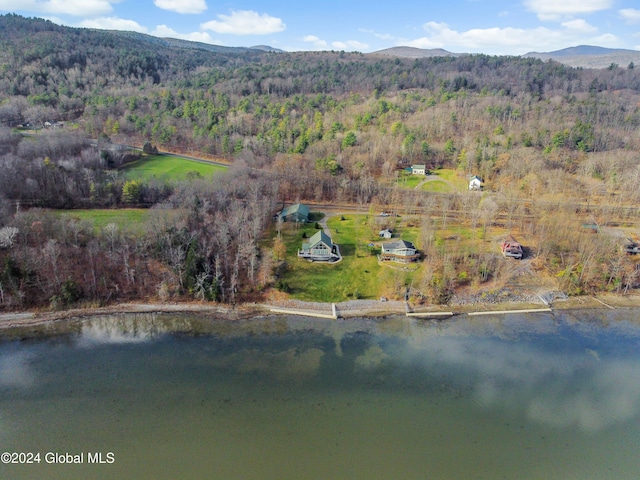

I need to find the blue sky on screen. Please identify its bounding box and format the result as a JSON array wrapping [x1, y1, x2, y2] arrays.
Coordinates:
[[1, 0, 640, 55]]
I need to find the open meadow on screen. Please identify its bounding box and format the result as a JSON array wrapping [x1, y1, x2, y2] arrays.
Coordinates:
[[396, 168, 469, 193], [122, 154, 227, 182], [55, 208, 183, 234]]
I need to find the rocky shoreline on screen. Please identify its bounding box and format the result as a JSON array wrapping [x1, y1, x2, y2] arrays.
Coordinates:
[[2, 291, 640, 332]]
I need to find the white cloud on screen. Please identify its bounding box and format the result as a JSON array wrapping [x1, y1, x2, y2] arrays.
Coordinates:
[[375, 32, 395, 41], [153, 0, 206, 15], [151, 25, 218, 44], [591, 33, 621, 46], [303, 35, 369, 52], [561, 19, 598, 33], [331, 40, 369, 51], [620, 8, 640, 24], [404, 20, 620, 55], [524, 0, 614, 21], [201, 10, 285, 35], [0, 0, 119, 16], [407, 22, 558, 53], [302, 35, 328, 49], [79, 16, 147, 33]]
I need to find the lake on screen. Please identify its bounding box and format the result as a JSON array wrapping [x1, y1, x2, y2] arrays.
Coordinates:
[[1, 310, 640, 479]]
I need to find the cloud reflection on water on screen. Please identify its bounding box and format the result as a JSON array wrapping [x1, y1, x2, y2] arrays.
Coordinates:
[[401, 324, 640, 432], [0, 350, 35, 388]]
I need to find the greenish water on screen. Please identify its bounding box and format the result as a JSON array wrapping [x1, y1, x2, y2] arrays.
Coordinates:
[[2, 311, 640, 479]]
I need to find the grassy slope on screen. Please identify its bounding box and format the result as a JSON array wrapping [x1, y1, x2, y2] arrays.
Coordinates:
[[277, 214, 422, 302], [122, 155, 227, 182], [396, 169, 469, 193]]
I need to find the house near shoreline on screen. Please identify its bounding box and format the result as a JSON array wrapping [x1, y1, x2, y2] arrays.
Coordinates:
[[278, 203, 310, 223], [501, 235, 523, 259], [380, 239, 420, 263], [298, 230, 340, 262]]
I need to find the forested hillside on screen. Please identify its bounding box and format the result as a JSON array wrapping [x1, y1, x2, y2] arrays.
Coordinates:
[[2, 14, 640, 310]]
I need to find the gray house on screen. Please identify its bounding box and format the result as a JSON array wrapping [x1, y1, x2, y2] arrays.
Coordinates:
[[381, 239, 420, 263], [298, 230, 339, 262], [279, 203, 310, 223]]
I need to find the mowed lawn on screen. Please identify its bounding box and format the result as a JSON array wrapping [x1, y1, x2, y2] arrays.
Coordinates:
[[433, 168, 469, 191], [276, 214, 423, 302], [396, 169, 469, 193], [56, 208, 153, 233], [122, 154, 227, 182]]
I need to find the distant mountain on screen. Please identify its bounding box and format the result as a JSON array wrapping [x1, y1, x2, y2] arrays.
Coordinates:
[[368, 46, 461, 59], [370, 44, 640, 69], [250, 45, 285, 53], [529, 45, 631, 57], [523, 45, 640, 69], [106, 30, 281, 55]]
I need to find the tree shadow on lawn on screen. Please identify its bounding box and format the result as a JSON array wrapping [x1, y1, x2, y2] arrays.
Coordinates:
[[338, 243, 356, 256]]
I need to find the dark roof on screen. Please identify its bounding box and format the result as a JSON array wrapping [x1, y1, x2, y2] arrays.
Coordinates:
[[281, 203, 310, 218], [303, 230, 332, 249], [382, 239, 415, 250]]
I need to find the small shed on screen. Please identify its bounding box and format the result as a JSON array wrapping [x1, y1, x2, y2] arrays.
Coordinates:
[[379, 229, 393, 239]]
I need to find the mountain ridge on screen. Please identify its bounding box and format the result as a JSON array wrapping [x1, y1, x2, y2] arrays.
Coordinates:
[[369, 44, 640, 69], [2, 14, 640, 69]]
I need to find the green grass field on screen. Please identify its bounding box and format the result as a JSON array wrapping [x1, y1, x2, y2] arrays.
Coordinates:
[[420, 179, 455, 193], [433, 168, 469, 191], [276, 214, 423, 302], [396, 173, 425, 189], [57, 208, 153, 233], [122, 154, 227, 182], [396, 169, 469, 193]]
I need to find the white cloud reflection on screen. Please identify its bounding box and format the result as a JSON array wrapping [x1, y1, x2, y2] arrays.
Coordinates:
[[0, 351, 35, 388], [403, 329, 640, 432]]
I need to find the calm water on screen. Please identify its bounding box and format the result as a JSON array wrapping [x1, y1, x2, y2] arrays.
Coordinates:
[[2, 311, 640, 479]]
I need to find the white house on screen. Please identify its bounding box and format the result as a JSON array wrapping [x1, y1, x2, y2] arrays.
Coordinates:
[[468, 175, 483, 191], [411, 164, 427, 175]]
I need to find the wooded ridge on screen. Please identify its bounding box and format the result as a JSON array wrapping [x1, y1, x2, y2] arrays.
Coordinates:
[[2, 14, 640, 311]]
